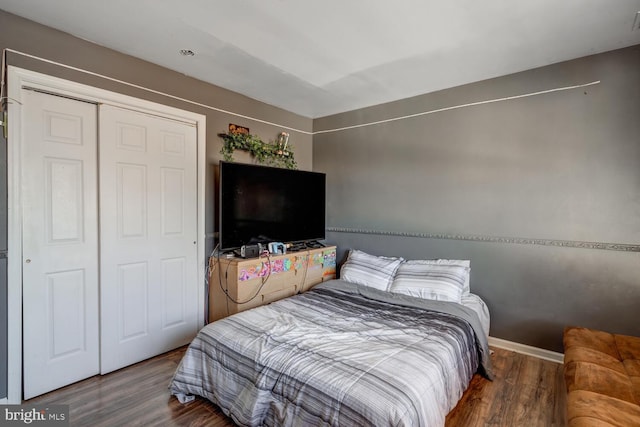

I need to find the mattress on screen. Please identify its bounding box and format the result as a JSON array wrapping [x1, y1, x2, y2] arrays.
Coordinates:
[[461, 292, 490, 339], [170, 279, 493, 427]]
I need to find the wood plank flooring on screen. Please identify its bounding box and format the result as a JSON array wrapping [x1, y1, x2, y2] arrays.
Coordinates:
[[445, 348, 566, 426], [27, 346, 566, 426]]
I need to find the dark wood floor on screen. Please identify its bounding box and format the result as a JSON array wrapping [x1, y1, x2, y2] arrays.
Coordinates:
[[27, 346, 566, 426]]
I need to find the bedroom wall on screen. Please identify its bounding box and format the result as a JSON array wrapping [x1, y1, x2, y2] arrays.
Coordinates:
[[314, 44, 640, 353], [0, 10, 314, 235], [0, 9, 313, 399]]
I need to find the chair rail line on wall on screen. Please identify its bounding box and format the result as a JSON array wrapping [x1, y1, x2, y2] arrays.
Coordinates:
[[326, 227, 640, 253]]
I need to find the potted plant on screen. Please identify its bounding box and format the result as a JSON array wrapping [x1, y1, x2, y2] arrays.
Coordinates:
[[219, 131, 297, 169]]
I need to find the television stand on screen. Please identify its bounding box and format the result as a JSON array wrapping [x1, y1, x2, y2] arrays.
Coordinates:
[[208, 245, 337, 322]]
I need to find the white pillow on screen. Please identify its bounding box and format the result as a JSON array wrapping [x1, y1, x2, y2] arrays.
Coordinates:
[[390, 262, 469, 303], [340, 249, 403, 291], [407, 259, 471, 294]]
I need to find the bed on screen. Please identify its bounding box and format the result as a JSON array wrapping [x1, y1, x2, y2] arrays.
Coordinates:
[[170, 273, 493, 426]]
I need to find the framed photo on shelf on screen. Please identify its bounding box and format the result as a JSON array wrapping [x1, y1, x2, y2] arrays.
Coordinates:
[[228, 123, 249, 135]]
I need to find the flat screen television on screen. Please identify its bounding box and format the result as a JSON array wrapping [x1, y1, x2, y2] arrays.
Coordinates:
[[218, 161, 326, 251]]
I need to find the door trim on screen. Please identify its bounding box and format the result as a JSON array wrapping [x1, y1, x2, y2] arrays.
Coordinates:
[[6, 66, 207, 403]]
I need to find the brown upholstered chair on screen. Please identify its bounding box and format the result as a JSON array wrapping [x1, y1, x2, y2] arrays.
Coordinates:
[[563, 326, 640, 426]]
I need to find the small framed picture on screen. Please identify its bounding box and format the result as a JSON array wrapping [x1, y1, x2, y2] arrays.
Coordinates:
[[229, 123, 249, 135]]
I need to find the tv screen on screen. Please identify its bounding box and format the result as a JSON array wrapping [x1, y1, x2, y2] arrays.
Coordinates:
[[219, 161, 326, 251]]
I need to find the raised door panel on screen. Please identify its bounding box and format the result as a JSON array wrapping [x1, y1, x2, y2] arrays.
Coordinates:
[[118, 262, 149, 341], [117, 164, 148, 239], [44, 159, 85, 243], [160, 168, 185, 236], [46, 270, 88, 359]]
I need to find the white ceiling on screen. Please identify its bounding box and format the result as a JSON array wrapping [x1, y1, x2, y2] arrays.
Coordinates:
[[2, 0, 640, 118]]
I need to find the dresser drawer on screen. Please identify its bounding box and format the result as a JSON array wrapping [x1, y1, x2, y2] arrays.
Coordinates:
[[262, 285, 298, 305], [236, 270, 296, 301]]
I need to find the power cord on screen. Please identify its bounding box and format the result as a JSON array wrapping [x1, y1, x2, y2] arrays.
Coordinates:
[[209, 245, 321, 319], [214, 248, 273, 307], [204, 243, 218, 323], [298, 251, 310, 292]]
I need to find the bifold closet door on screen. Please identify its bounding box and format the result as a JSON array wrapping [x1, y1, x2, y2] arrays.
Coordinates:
[[22, 91, 100, 399], [98, 105, 199, 374]]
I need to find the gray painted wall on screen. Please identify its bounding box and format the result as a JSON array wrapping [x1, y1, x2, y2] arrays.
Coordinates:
[[0, 9, 313, 399], [314, 45, 640, 352]]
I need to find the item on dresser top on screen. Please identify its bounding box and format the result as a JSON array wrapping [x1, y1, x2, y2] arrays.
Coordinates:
[[268, 242, 286, 255]]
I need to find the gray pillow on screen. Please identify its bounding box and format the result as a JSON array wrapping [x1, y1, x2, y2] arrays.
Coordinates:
[[340, 249, 403, 291], [390, 262, 469, 303]]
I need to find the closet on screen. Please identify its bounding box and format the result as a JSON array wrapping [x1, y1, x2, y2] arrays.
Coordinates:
[[21, 90, 199, 399]]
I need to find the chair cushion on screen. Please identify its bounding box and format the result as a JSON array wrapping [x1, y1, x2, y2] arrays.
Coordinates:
[[564, 326, 640, 427]]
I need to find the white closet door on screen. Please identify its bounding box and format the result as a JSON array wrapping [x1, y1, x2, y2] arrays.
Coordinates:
[[98, 105, 199, 374], [22, 91, 100, 399]]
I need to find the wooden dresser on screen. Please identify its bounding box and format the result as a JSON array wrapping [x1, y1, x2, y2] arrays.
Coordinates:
[[208, 246, 336, 322]]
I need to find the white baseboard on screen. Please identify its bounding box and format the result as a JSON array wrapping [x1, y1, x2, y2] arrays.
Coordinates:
[[488, 336, 564, 364], [0, 397, 7, 404]]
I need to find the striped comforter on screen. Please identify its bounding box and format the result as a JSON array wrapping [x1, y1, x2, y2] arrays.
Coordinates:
[[170, 280, 493, 427]]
